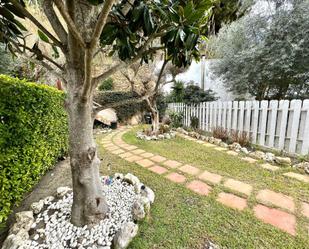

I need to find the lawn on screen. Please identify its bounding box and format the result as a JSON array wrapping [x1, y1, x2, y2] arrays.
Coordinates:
[[97, 130, 309, 249]]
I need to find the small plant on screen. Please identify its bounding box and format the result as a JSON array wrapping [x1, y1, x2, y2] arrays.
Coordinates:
[[169, 111, 183, 128], [212, 126, 229, 142], [98, 77, 114, 91], [190, 116, 199, 130], [159, 124, 170, 134], [230, 129, 251, 147]]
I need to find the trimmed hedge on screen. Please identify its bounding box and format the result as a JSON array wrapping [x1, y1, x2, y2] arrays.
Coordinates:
[[0, 75, 68, 223]]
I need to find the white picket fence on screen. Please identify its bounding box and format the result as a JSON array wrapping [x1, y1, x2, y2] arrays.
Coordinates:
[[168, 100, 309, 155]]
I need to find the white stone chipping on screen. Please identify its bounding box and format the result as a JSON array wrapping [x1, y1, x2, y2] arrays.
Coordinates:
[[5, 174, 153, 249]]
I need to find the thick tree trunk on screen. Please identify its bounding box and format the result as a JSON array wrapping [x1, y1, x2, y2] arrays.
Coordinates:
[[66, 75, 108, 227], [146, 99, 159, 134]]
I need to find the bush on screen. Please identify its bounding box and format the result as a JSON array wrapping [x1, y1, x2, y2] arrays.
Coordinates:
[[230, 129, 251, 147], [169, 111, 183, 128], [212, 126, 229, 142], [98, 77, 114, 91], [0, 75, 68, 223], [190, 116, 199, 130], [94, 91, 146, 123]]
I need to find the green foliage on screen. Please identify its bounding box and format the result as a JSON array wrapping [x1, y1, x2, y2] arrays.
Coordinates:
[[183, 84, 218, 104], [98, 77, 114, 91], [168, 111, 184, 128], [95, 91, 146, 123], [210, 0, 309, 100], [0, 75, 68, 223], [168, 80, 185, 103], [190, 116, 199, 130]]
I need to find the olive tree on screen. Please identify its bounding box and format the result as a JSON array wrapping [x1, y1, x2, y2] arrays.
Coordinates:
[[0, 0, 212, 226]]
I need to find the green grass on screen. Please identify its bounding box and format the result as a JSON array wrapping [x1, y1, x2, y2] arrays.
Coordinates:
[[122, 126, 309, 201], [97, 132, 309, 249]]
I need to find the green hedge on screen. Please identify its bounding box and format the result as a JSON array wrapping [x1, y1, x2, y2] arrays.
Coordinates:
[[0, 75, 68, 223]]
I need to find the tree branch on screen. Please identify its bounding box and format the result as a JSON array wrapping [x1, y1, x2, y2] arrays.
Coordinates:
[[53, 0, 86, 48], [9, 0, 63, 49], [154, 58, 169, 94], [42, 0, 68, 46], [90, 0, 116, 49]]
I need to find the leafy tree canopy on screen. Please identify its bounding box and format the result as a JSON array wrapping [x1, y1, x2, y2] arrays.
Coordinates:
[[209, 0, 309, 100]]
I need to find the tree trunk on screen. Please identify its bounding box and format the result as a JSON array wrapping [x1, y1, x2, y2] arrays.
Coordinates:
[[151, 107, 160, 134], [66, 74, 108, 227]]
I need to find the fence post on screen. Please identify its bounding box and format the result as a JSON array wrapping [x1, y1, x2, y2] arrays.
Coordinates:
[[278, 100, 289, 151], [289, 100, 302, 153], [268, 100, 279, 148], [238, 101, 245, 132]]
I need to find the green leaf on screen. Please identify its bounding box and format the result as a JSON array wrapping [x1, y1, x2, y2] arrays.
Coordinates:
[[37, 30, 49, 43]]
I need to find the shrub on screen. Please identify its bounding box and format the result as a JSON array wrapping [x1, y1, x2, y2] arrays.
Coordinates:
[[0, 75, 68, 223], [190, 116, 199, 130], [230, 129, 251, 147], [169, 111, 183, 128], [212, 126, 229, 142], [98, 77, 114, 91], [94, 91, 146, 123]]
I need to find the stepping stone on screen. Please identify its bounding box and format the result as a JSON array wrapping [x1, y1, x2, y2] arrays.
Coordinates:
[[105, 145, 119, 151], [203, 143, 215, 147], [118, 152, 133, 159], [111, 149, 125, 155], [179, 165, 200, 175], [253, 204, 296, 236], [198, 170, 222, 185], [217, 192, 247, 211], [131, 149, 146, 155], [140, 152, 155, 158], [186, 180, 212, 196], [125, 155, 143, 162], [283, 172, 309, 183], [125, 145, 138, 150], [165, 173, 186, 183], [241, 157, 258, 164], [301, 202, 309, 219], [256, 189, 295, 212], [260, 163, 280, 172], [148, 165, 168, 175], [150, 155, 167, 163], [226, 151, 238, 156], [214, 147, 227, 151], [163, 160, 182, 169], [136, 159, 154, 168], [223, 179, 252, 196]]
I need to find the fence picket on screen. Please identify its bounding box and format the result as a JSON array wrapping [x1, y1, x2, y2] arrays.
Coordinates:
[[268, 100, 278, 148], [301, 100, 309, 154], [289, 100, 302, 153]]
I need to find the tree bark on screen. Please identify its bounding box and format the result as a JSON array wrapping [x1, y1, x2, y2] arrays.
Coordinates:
[[66, 77, 109, 226], [146, 98, 159, 133]]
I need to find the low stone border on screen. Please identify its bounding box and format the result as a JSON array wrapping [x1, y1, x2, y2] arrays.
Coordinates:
[[136, 131, 176, 141], [2, 173, 154, 249]]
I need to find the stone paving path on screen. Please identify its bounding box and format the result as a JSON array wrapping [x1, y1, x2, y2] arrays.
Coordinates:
[[101, 127, 309, 236]]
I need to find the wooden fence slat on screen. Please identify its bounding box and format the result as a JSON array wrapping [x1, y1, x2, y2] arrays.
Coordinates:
[[213, 102, 217, 129], [222, 102, 227, 129], [278, 100, 289, 150], [218, 102, 222, 127], [259, 100, 269, 146], [268, 100, 278, 148], [244, 101, 252, 133], [232, 101, 238, 130], [226, 101, 232, 131], [301, 100, 309, 154], [289, 100, 302, 153], [251, 101, 260, 144], [238, 101, 245, 132]]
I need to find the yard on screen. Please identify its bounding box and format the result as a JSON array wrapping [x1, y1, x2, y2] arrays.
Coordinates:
[[96, 126, 309, 249]]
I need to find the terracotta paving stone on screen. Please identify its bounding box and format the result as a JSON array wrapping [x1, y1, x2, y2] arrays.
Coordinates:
[[301, 202, 309, 219], [111, 149, 125, 155], [223, 179, 253, 196], [140, 152, 155, 158], [226, 151, 238, 156], [125, 145, 138, 150], [283, 172, 309, 183], [131, 149, 146, 155], [241, 157, 258, 164], [165, 173, 186, 183], [179, 165, 200, 175], [148, 165, 168, 175], [198, 170, 222, 185], [260, 163, 280, 171], [253, 204, 296, 236], [203, 143, 215, 147], [256, 189, 295, 212], [118, 152, 134, 159], [150, 155, 167, 163], [105, 144, 118, 150], [186, 180, 212, 196], [163, 160, 182, 169], [217, 192, 247, 211], [136, 159, 154, 168], [125, 155, 143, 162], [214, 147, 228, 151]]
